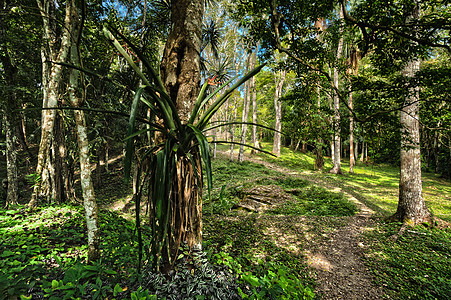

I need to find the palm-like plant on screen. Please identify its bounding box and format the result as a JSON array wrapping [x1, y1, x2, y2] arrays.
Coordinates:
[[103, 27, 264, 272]]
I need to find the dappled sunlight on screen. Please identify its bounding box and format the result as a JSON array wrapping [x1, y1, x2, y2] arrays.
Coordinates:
[[305, 251, 333, 272]]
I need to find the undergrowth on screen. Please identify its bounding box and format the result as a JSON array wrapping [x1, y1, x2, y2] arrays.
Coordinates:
[[363, 222, 451, 300]]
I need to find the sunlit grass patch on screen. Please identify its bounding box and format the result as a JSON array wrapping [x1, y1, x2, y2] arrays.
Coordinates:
[[269, 186, 358, 217], [248, 144, 451, 221]]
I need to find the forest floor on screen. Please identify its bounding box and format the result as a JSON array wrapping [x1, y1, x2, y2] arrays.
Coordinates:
[[239, 153, 384, 299], [1, 145, 450, 299]]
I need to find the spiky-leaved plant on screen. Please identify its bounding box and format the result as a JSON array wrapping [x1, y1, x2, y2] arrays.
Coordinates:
[[104, 28, 265, 273]]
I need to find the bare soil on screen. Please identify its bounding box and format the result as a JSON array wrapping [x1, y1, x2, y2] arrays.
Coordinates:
[[236, 153, 385, 299]]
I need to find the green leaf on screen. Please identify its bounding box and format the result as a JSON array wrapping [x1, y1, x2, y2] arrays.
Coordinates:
[[124, 86, 145, 184], [113, 283, 123, 296], [1, 250, 14, 257], [189, 81, 210, 124], [190, 74, 239, 125], [188, 124, 212, 200], [197, 63, 266, 130], [51, 280, 59, 289], [103, 27, 151, 87]]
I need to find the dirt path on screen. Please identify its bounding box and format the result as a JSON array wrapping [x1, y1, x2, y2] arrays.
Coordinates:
[[237, 154, 385, 299]]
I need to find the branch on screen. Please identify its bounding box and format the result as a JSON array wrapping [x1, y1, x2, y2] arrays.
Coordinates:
[[339, 0, 450, 52]]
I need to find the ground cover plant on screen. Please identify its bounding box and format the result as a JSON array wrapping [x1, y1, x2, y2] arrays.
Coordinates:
[[363, 223, 451, 300]]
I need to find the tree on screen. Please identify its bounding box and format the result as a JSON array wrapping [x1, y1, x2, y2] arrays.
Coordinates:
[[238, 45, 257, 162], [105, 0, 261, 273], [329, 5, 344, 174], [0, 0, 19, 207], [272, 67, 286, 157], [29, 0, 75, 207], [340, 0, 450, 224], [67, 0, 100, 262]]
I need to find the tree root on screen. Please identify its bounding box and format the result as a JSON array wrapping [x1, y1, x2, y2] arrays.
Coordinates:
[[387, 215, 450, 241]]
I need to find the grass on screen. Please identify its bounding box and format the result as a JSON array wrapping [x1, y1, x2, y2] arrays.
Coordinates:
[[364, 222, 451, 300], [236, 141, 451, 222]]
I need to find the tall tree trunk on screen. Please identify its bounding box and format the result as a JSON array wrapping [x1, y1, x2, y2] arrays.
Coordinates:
[[314, 19, 325, 171], [4, 115, 18, 207], [360, 141, 365, 162], [30, 0, 74, 207], [212, 114, 217, 159], [329, 7, 344, 174], [160, 0, 203, 124], [0, 9, 19, 207], [251, 43, 260, 153], [273, 69, 286, 157], [433, 132, 439, 173], [67, 0, 100, 262], [328, 67, 335, 163], [315, 85, 324, 171], [159, 0, 204, 269], [52, 112, 68, 203], [392, 57, 431, 224], [230, 98, 238, 161], [348, 47, 360, 174], [355, 139, 358, 163], [238, 50, 254, 162]]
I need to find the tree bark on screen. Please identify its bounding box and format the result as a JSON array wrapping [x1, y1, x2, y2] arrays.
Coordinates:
[[392, 57, 431, 224], [273, 69, 286, 157], [0, 8, 19, 207], [238, 50, 255, 162], [251, 43, 260, 154], [160, 0, 203, 124], [67, 0, 100, 262], [159, 0, 204, 269], [230, 98, 238, 161], [348, 47, 360, 173], [329, 7, 344, 174], [30, 0, 74, 207]]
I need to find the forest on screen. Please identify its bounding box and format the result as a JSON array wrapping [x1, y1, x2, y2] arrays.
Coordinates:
[[0, 0, 450, 299]]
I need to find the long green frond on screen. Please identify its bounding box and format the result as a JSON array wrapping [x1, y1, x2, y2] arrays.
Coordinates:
[[124, 86, 145, 184]]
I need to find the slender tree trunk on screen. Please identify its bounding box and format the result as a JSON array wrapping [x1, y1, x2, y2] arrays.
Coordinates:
[[329, 7, 344, 174], [328, 67, 335, 163], [230, 98, 238, 161], [67, 0, 100, 262], [4, 114, 18, 207], [360, 141, 366, 162], [0, 10, 19, 207], [53, 112, 68, 203], [251, 43, 260, 153], [365, 142, 368, 162], [392, 57, 431, 224], [239, 50, 254, 162], [30, 0, 74, 207], [314, 20, 325, 171], [315, 83, 324, 170], [433, 133, 439, 173], [355, 140, 359, 163], [212, 114, 217, 159], [273, 69, 286, 157], [349, 90, 355, 173]]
